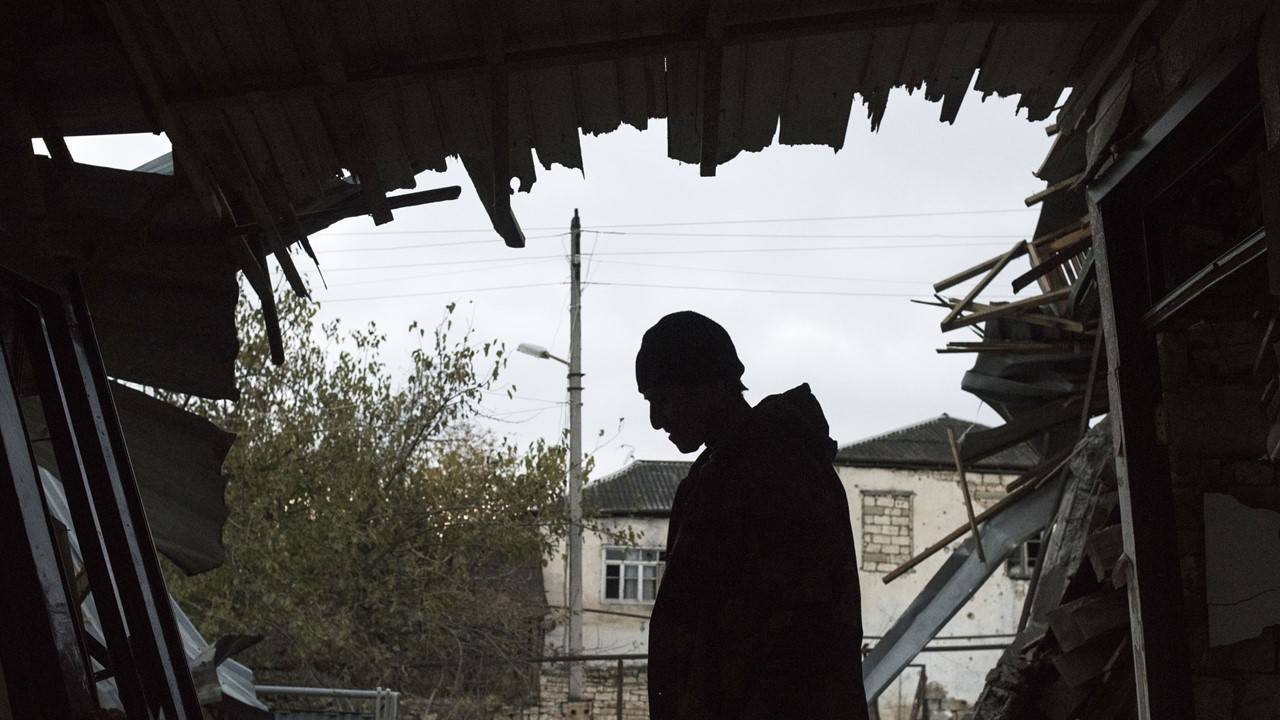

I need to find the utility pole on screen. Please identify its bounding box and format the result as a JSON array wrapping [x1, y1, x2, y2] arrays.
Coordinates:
[[566, 209, 585, 704]]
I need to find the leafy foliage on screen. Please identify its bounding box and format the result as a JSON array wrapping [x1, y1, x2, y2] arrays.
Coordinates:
[[164, 294, 572, 716]]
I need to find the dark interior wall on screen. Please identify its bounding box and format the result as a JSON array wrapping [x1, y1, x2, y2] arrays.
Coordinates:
[[1158, 315, 1280, 718]]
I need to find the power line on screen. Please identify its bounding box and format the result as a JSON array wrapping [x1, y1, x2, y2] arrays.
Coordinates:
[[323, 282, 567, 303], [592, 230, 1024, 240], [324, 241, 1011, 273], [309, 231, 567, 251], [307, 207, 1036, 235], [306, 229, 1020, 252], [584, 208, 1038, 228], [323, 258, 559, 288], [581, 278, 921, 294], [591, 259, 931, 285]]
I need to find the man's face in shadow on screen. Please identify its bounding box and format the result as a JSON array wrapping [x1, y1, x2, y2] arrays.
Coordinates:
[[644, 382, 721, 454]]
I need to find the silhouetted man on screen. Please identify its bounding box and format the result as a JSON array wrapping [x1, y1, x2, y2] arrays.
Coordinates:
[[637, 311, 868, 720]]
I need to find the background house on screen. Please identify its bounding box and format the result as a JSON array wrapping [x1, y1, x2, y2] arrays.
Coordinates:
[[541, 414, 1037, 718]]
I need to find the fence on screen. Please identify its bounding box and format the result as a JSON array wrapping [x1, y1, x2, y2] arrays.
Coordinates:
[[527, 642, 1001, 720], [258, 684, 401, 720]]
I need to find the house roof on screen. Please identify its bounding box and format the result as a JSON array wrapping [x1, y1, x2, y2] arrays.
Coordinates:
[[584, 460, 691, 516], [589, 415, 1038, 515], [834, 414, 1039, 472]]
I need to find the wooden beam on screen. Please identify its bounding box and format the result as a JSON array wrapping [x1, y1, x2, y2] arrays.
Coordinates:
[[944, 287, 1072, 331], [1011, 233, 1091, 292], [1091, 180, 1195, 720], [941, 297, 1089, 333], [1024, 171, 1085, 207], [934, 242, 1030, 294], [940, 240, 1027, 330], [1141, 228, 1266, 329], [947, 428, 986, 563]]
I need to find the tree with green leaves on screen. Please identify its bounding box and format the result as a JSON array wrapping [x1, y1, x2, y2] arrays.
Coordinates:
[[163, 293, 575, 717]]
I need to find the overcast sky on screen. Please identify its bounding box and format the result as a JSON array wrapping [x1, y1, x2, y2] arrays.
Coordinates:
[[61, 85, 1055, 481]]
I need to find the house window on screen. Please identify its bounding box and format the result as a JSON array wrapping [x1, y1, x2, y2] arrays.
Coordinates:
[[603, 547, 666, 602], [1007, 532, 1043, 580], [860, 491, 913, 573]]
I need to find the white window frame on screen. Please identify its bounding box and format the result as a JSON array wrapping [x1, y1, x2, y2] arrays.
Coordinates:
[[601, 546, 666, 603]]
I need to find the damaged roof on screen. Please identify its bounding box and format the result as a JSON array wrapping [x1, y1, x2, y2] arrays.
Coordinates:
[[835, 414, 1039, 472], [20, 0, 1133, 250]]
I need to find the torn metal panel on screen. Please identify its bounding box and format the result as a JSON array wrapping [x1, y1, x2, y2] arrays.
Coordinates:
[[23, 382, 235, 576], [1204, 492, 1280, 646]]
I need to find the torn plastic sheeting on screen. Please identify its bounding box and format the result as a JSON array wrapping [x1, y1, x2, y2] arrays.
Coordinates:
[[861, 466, 1067, 701]]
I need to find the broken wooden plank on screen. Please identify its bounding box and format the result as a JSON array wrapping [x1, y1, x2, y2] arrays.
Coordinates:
[[1031, 217, 1089, 247], [944, 287, 1073, 332], [941, 240, 1027, 331], [1142, 228, 1266, 329], [1037, 224, 1093, 255], [937, 342, 1081, 354], [947, 427, 986, 563], [934, 242, 1030, 293], [943, 297, 1089, 333], [1012, 235, 1092, 293], [1025, 171, 1085, 207]]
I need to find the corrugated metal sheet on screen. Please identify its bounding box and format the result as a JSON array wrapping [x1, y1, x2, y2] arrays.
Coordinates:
[[835, 414, 1039, 472], [33, 1, 1135, 244], [23, 382, 235, 575]]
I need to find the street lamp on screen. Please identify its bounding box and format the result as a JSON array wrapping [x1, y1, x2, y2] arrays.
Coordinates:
[[517, 343, 568, 366], [518, 337, 585, 705]]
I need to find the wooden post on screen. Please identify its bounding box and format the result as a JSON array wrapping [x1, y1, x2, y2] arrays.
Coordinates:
[[1090, 190, 1195, 720], [946, 428, 986, 563]]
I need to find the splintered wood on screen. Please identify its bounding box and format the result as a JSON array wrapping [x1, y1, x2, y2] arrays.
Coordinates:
[[929, 220, 1094, 350]]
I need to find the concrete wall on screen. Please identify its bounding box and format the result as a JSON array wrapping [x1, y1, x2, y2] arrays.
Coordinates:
[[840, 465, 1028, 718], [540, 465, 1029, 718], [543, 516, 668, 656]]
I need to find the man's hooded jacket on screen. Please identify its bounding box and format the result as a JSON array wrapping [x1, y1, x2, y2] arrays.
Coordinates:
[[647, 384, 869, 719]]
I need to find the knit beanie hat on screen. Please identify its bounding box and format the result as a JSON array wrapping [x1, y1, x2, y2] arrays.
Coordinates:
[[635, 311, 745, 393]]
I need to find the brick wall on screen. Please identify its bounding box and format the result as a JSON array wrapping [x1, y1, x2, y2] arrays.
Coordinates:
[[502, 665, 649, 720], [860, 491, 912, 572]]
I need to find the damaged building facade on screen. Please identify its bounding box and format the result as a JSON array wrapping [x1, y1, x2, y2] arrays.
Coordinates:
[[4, 0, 1280, 718], [542, 416, 1036, 717]]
